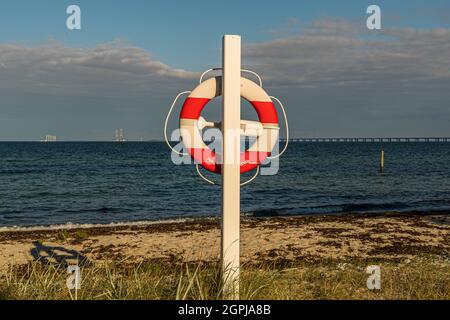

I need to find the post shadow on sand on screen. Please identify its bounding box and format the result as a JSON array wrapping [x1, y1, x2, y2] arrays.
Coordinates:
[[30, 241, 91, 267]]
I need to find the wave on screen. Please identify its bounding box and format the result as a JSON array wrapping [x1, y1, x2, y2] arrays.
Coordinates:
[[0, 169, 42, 175], [56, 207, 129, 214], [0, 217, 197, 233], [250, 200, 450, 217]]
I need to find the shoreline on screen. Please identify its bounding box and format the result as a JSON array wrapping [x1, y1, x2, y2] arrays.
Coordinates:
[[1, 210, 449, 234], [0, 217, 199, 233], [0, 211, 449, 272]]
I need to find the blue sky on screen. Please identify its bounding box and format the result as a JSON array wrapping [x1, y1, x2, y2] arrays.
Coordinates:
[[1, 1, 450, 140]]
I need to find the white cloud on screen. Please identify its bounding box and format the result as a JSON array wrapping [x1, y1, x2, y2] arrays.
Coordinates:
[[0, 41, 197, 98], [1, 19, 450, 139], [244, 22, 450, 89], [242, 21, 450, 137]]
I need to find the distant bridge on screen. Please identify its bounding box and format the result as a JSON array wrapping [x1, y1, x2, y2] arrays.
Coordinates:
[[285, 137, 450, 143]]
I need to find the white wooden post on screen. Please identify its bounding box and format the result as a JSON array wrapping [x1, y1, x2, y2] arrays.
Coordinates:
[[221, 34, 241, 299]]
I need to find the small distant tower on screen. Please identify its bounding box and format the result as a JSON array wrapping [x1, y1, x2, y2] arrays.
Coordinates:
[[114, 128, 126, 142]]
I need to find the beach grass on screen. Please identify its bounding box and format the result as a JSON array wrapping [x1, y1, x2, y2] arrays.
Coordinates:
[[1, 256, 448, 300], [1, 214, 448, 300]]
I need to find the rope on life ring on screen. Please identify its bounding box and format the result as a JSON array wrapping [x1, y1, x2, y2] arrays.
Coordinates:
[[164, 69, 289, 185]]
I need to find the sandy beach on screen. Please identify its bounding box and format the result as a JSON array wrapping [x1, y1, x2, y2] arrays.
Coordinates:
[[1, 212, 449, 272]]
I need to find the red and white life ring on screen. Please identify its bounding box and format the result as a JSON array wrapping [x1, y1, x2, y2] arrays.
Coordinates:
[[179, 76, 279, 174]]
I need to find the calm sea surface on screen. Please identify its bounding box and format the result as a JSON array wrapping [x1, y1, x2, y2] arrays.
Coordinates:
[[1, 142, 450, 227]]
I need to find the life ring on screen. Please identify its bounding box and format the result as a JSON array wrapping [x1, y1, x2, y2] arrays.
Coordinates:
[[179, 76, 279, 174]]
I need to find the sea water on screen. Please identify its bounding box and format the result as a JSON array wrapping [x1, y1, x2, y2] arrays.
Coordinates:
[[1, 142, 449, 227]]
